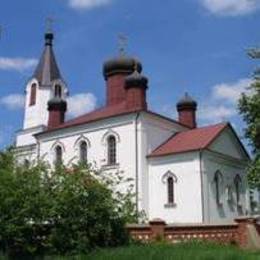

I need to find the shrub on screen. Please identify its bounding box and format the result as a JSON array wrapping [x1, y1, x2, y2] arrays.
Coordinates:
[[0, 149, 137, 256]]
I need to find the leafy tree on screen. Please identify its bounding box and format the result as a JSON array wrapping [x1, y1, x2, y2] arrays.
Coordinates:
[[239, 48, 260, 189], [0, 148, 138, 256]]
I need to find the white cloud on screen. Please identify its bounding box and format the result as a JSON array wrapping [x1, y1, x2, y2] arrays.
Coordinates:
[[212, 78, 252, 104], [68, 0, 113, 10], [0, 57, 37, 72], [198, 78, 251, 124], [201, 0, 260, 16], [67, 93, 97, 117], [0, 94, 25, 110]]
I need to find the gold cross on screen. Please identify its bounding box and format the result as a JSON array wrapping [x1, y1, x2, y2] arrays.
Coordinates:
[[46, 17, 54, 33], [118, 33, 127, 56]]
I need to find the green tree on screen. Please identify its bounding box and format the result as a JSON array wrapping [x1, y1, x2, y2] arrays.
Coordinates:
[[0, 148, 137, 256], [239, 48, 260, 189]]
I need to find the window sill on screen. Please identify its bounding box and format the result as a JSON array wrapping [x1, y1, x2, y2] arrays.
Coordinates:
[[164, 203, 177, 208], [101, 163, 120, 170]]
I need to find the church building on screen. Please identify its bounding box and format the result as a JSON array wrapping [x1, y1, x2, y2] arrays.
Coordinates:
[[15, 31, 250, 224]]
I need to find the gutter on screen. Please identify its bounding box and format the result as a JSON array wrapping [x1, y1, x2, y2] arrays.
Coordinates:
[[135, 112, 141, 218]]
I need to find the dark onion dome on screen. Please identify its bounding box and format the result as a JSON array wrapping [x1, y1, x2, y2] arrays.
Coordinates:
[[48, 97, 67, 111], [177, 93, 197, 110], [103, 56, 142, 79], [125, 70, 148, 89]]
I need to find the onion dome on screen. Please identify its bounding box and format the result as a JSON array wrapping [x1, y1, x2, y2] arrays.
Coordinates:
[[177, 93, 197, 111], [103, 56, 142, 79], [48, 97, 67, 111], [125, 70, 148, 89]]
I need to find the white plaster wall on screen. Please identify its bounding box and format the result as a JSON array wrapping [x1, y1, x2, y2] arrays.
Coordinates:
[[138, 113, 187, 218], [148, 152, 203, 223], [38, 114, 138, 195], [209, 129, 247, 160], [23, 78, 68, 129], [202, 151, 249, 224], [16, 125, 46, 146]]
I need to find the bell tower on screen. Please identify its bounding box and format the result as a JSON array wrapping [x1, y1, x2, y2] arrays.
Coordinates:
[[16, 30, 68, 147], [23, 31, 68, 130]]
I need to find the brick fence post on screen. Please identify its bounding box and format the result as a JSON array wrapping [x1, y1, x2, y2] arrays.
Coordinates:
[[149, 218, 166, 240], [235, 217, 257, 248]]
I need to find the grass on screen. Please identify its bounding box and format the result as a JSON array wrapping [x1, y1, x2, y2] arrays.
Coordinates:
[[41, 241, 260, 260], [0, 242, 259, 259]]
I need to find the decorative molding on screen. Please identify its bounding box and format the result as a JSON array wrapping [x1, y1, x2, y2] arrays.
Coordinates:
[[101, 129, 121, 146], [162, 170, 177, 184]]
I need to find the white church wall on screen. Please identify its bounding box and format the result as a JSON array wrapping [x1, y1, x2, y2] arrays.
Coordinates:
[[148, 152, 203, 223], [137, 112, 187, 219], [209, 128, 247, 160], [202, 151, 249, 224], [38, 113, 138, 196]]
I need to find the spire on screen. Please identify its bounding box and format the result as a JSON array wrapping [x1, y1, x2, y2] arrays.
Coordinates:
[[33, 30, 62, 86]]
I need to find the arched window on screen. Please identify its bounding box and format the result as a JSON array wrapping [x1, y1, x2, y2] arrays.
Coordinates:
[[29, 83, 37, 106], [23, 159, 30, 168], [234, 175, 242, 205], [214, 171, 223, 206], [79, 141, 87, 163], [55, 145, 63, 166], [167, 176, 174, 204], [107, 135, 116, 165], [54, 85, 62, 98]]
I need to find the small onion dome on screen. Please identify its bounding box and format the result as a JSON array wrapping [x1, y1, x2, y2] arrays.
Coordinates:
[[177, 93, 197, 111], [125, 70, 148, 89], [103, 56, 142, 80], [48, 97, 67, 111], [45, 32, 54, 46]]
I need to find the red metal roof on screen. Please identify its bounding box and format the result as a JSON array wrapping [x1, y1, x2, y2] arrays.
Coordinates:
[[149, 123, 228, 157], [36, 102, 187, 136]]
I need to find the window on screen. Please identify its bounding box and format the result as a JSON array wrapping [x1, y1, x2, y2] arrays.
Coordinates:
[[55, 145, 63, 166], [29, 83, 37, 106], [234, 175, 242, 205], [107, 135, 116, 165], [23, 159, 30, 168], [79, 141, 87, 163], [167, 176, 174, 204], [54, 85, 62, 98], [214, 171, 223, 206]]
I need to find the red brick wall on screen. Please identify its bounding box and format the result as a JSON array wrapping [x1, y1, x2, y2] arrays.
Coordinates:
[[126, 218, 260, 248]]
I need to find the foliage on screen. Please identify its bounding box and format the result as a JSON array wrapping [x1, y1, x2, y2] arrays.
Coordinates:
[[0, 149, 137, 257], [239, 50, 260, 189]]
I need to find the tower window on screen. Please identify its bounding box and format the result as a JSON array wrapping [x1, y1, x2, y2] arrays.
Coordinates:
[[55, 145, 63, 166], [54, 85, 62, 98], [107, 135, 116, 165], [79, 141, 87, 163], [29, 83, 37, 106], [167, 176, 174, 204]]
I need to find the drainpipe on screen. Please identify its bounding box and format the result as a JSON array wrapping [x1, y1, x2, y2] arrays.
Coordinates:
[[135, 112, 141, 219], [199, 150, 206, 223]]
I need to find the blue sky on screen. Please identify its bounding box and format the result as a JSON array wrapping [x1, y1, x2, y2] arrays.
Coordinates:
[[0, 0, 259, 149]]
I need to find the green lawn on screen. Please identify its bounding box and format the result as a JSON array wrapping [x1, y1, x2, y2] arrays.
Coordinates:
[[42, 242, 260, 260], [1, 242, 259, 259]]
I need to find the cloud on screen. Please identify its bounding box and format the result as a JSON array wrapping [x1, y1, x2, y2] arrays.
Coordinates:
[[68, 0, 113, 10], [198, 78, 252, 124], [212, 78, 252, 103], [0, 57, 37, 72], [0, 94, 25, 110], [67, 93, 97, 117], [200, 0, 260, 16]]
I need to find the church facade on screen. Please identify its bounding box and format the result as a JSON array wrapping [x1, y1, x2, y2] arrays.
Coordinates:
[[16, 32, 250, 224]]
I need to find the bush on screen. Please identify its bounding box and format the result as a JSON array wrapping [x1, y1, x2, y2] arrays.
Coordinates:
[[0, 149, 137, 256]]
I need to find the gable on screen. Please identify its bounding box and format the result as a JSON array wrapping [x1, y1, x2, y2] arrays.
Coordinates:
[[209, 127, 249, 160]]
